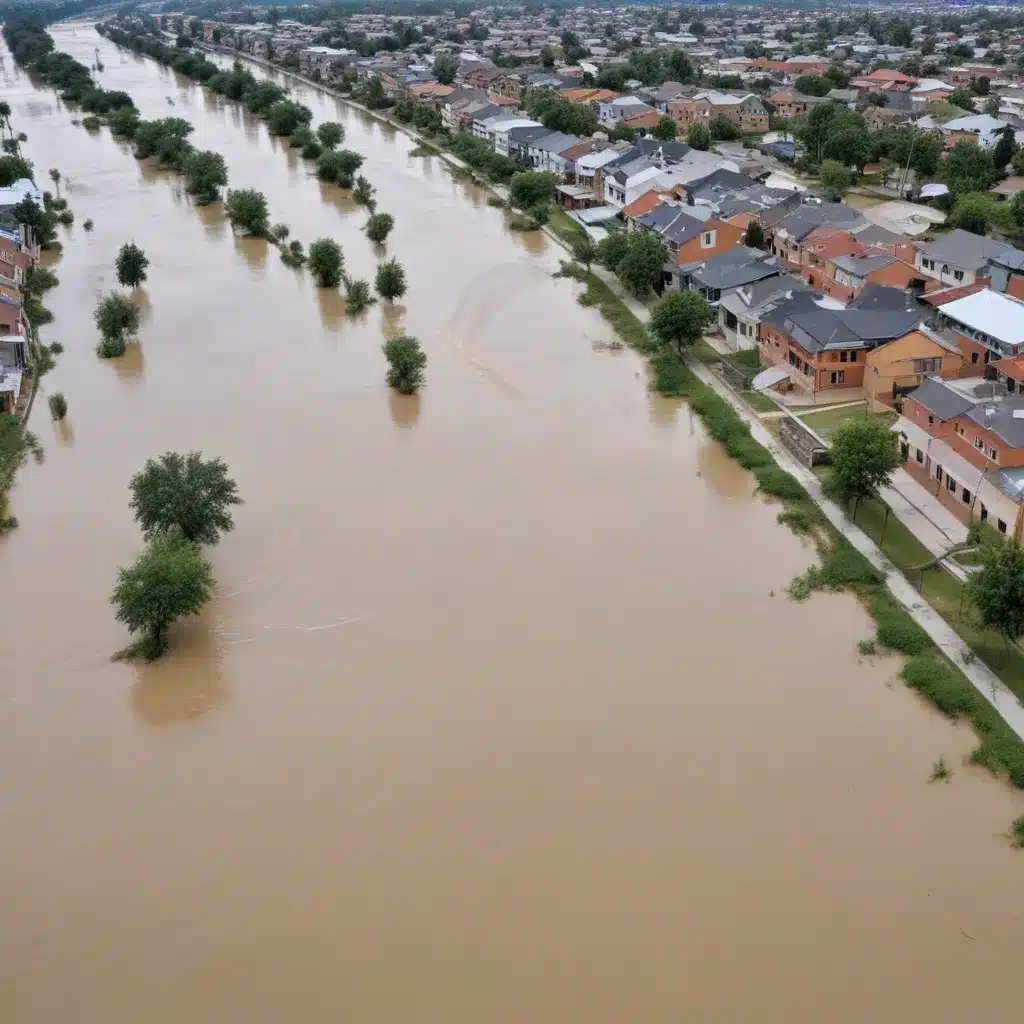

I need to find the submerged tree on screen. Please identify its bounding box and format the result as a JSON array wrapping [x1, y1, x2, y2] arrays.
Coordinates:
[[316, 121, 344, 149], [365, 211, 394, 244], [375, 258, 407, 302], [345, 278, 373, 314], [94, 293, 140, 356], [129, 451, 242, 545], [225, 187, 270, 236], [115, 242, 149, 289], [307, 238, 344, 288], [383, 335, 426, 394], [182, 149, 228, 205], [111, 531, 215, 660], [353, 175, 376, 207]]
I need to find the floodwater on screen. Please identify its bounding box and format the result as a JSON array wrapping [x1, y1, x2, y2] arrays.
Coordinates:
[[1, 23, 1023, 1023]]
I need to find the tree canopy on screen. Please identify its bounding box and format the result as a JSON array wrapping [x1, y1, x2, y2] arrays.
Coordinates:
[[115, 242, 149, 289], [383, 335, 426, 394], [968, 540, 1024, 644], [225, 187, 270, 236], [308, 238, 345, 288], [375, 258, 407, 302], [510, 170, 558, 210], [826, 418, 901, 509], [649, 291, 711, 356]]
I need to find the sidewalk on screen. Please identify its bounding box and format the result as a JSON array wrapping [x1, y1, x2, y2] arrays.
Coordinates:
[[881, 469, 969, 558]]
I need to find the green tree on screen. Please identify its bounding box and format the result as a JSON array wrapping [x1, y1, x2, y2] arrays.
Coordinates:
[[539, 46, 555, 68], [182, 149, 228, 204], [115, 242, 149, 289], [596, 231, 631, 272], [823, 125, 870, 169], [968, 540, 1024, 648], [571, 234, 596, 269], [375, 258, 407, 302], [111, 532, 215, 660], [993, 125, 1017, 172], [985, 96, 1001, 118], [826, 418, 901, 513], [949, 193, 1006, 236], [383, 335, 426, 394], [353, 175, 376, 207], [709, 117, 740, 142], [510, 170, 558, 209], [744, 221, 765, 249], [365, 212, 394, 243], [225, 187, 269, 236], [316, 121, 344, 149], [345, 279, 373, 314], [649, 290, 711, 356], [48, 167, 61, 194], [617, 231, 668, 298], [689, 20, 706, 36], [265, 100, 312, 137], [686, 123, 710, 151], [794, 75, 831, 97], [948, 88, 976, 113], [433, 52, 457, 85], [819, 159, 855, 200], [652, 115, 677, 140], [48, 392, 67, 420], [939, 141, 997, 199], [307, 238, 344, 287], [129, 451, 242, 545], [94, 292, 140, 347]]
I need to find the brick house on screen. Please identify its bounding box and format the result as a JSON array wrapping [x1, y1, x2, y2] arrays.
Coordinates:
[[817, 250, 924, 303], [767, 90, 828, 118], [667, 90, 769, 134], [634, 201, 745, 264], [896, 376, 1024, 536], [931, 288, 1024, 371]]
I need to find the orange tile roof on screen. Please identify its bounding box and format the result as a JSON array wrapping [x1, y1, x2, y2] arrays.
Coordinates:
[[920, 280, 991, 306], [621, 189, 666, 219], [993, 355, 1024, 381], [559, 87, 617, 103]]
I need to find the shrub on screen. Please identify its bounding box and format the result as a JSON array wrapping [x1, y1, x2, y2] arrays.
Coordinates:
[[754, 466, 807, 501], [901, 656, 974, 717], [48, 392, 68, 420], [345, 279, 373, 313], [870, 594, 934, 655], [383, 335, 426, 394], [96, 334, 127, 358], [82, 115, 101, 131]]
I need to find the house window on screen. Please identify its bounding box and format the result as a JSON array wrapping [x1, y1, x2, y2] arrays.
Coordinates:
[[962, 486, 971, 504], [942, 264, 949, 274], [830, 370, 845, 385], [915, 448, 924, 463], [998, 519, 1008, 534], [850, 351, 858, 362], [935, 466, 943, 483], [990, 447, 998, 461], [928, 414, 934, 425], [954, 270, 964, 282], [840, 351, 848, 363], [981, 505, 989, 522], [955, 424, 965, 437], [971, 353, 979, 364], [913, 358, 941, 374], [975, 437, 986, 451], [947, 475, 957, 492], [701, 231, 716, 248]]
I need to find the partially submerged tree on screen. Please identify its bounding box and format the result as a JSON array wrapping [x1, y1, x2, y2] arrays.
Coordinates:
[[375, 258, 407, 302], [307, 238, 344, 288], [182, 149, 228, 205], [571, 234, 596, 270], [225, 187, 270, 236], [115, 242, 149, 289], [111, 531, 215, 660], [48, 392, 68, 420], [365, 212, 394, 244], [353, 174, 375, 207], [345, 279, 373, 314], [94, 292, 140, 355], [826, 418, 901, 514], [383, 335, 426, 394], [316, 121, 344, 149], [510, 170, 558, 209], [129, 451, 242, 545]]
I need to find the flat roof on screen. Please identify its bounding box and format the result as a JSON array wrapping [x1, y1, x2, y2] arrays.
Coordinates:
[[941, 289, 1024, 347]]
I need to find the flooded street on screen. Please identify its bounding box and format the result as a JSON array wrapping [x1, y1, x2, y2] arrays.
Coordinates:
[[2, 23, 1023, 1022]]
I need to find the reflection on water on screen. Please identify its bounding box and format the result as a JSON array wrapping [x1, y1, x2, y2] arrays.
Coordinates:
[[111, 341, 145, 382], [235, 234, 268, 272], [316, 286, 345, 330], [647, 390, 681, 428], [697, 437, 756, 500], [379, 301, 404, 338], [131, 285, 153, 324], [194, 199, 227, 240], [317, 178, 358, 215], [53, 418, 74, 447], [387, 389, 420, 429]]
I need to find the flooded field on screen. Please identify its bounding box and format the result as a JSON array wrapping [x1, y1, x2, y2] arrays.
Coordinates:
[[1, 22, 1022, 1023]]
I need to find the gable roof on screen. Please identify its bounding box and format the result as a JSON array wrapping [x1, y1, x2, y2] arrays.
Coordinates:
[[678, 247, 785, 290], [915, 229, 1012, 269], [906, 376, 976, 420]]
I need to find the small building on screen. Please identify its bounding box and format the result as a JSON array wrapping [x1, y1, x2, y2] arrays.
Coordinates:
[[913, 229, 1013, 290]]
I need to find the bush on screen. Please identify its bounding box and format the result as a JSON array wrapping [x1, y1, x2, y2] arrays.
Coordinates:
[[82, 115, 101, 131], [383, 335, 426, 394], [871, 594, 934, 655], [96, 334, 127, 358], [48, 392, 68, 420], [901, 656, 975, 717], [754, 466, 807, 501]]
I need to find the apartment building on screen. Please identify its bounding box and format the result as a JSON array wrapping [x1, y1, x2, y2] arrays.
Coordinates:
[[667, 91, 769, 134]]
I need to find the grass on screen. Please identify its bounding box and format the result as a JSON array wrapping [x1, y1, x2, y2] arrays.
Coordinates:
[[798, 405, 897, 438], [559, 263, 651, 353], [547, 206, 589, 248], [849, 494, 935, 573], [742, 390, 779, 413], [857, 638, 877, 656]]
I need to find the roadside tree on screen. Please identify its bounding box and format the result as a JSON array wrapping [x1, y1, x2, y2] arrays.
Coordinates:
[[826, 418, 901, 514]]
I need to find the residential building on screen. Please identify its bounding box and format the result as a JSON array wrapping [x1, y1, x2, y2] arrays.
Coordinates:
[[635, 201, 746, 265], [817, 249, 923, 303], [526, 131, 582, 175], [764, 202, 866, 270], [939, 113, 1008, 149], [913, 229, 1012, 290], [718, 274, 814, 351], [850, 68, 917, 93], [767, 90, 829, 118], [932, 288, 1024, 369], [667, 91, 769, 134], [896, 375, 1024, 535], [667, 245, 785, 304], [863, 324, 964, 408]]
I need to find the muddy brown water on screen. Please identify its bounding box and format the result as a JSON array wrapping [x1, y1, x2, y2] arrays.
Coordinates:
[[1, 23, 1023, 1023]]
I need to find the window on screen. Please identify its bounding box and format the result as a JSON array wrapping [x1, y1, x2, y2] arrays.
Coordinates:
[[971, 353, 979, 364], [915, 448, 924, 463], [840, 350, 848, 363], [962, 486, 971, 504], [928, 414, 934, 425], [998, 519, 1008, 534], [975, 437, 986, 451], [935, 466, 943, 483], [850, 351, 857, 362], [913, 357, 940, 374], [942, 264, 949, 274], [830, 370, 845, 384], [981, 505, 988, 522], [955, 424, 965, 437], [947, 475, 957, 492], [701, 231, 716, 248], [954, 270, 964, 282]]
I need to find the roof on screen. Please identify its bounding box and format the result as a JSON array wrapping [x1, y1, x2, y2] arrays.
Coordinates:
[[831, 252, 896, 277], [941, 113, 1006, 134], [992, 355, 1024, 382], [775, 203, 865, 241], [849, 284, 918, 312], [940, 289, 1024, 347], [778, 304, 920, 354], [677, 247, 784, 290], [906, 376, 976, 420], [919, 281, 991, 306], [985, 466, 1024, 504], [621, 189, 665, 219], [966, 397, 1024, 448], [915, 229, 1012, 269]]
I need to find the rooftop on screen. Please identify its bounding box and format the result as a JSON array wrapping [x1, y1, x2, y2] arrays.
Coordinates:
[[940, 289, 1024, 348]]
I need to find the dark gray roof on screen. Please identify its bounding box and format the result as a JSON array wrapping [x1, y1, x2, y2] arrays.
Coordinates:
[[775, 202, 865, 241], [831, 252, 896, 277], [638, 205, 711, 246], [851, 222, 905, 247], [606, 138, 690, 171], [679, 246, 785, 290], [991, 248, 1024, 273], [915, 229, 1013, 269], [761, 292, 826, 331], [847, 283, 918, 312], [507, 124, 552, 144], [778, 305, 919, 353], [906, 377, 975, 421], [965, 398, 1024, 448], [529, 131, 581, 154]]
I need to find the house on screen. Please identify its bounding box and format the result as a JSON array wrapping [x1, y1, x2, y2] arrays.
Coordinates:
[[910, 79, 953, 106], [764, 203, 866, 270], [558, 87, 617, 112], [668, 91, 769, 134], [718, 274, 814, 351], [505, 123, 554, 163], [913, 229, 1013, 290], [818, 249, 924, 303], [526, 132, 583, 175], [850, 68, 917, 93], [939, 114, 1008, 149], [666, 245, 785, 304], [758, 290, 920, 395], [598, 96, 656, 127], [988, 248, 1024, 302], [0, 322, 28, 413], [896, 375, 1024, 536], [949, 65, 1000, 88], [863, 324, 964, 409], [635, 201, 746, 265], [672, 169, 801, 229], [768, 90, 829, 118], [931, 288, 1024, 369]]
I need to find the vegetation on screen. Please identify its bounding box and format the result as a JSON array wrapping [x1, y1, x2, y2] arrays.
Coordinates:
[[383, 335, 426, 394], [111, 531, 215, 661], [115, 242, 149, 289], [653, 115, 677, 141], [599, 230, 668, 298], [280, 239, 305, 266], [365, 212, 394, 244], [315, 148, 364, 187], [375, 258, 407, 302], [307, 238, 345, 288], [345, 279, 373, 314], [967, 541, 1024, 648], [819, 159, 855, 201], [825, 418, 901, 513], [315, 121, 344, 149], [0, 412, 43, 533], [47, 392, 68, 420], [129, 451, 241, 545], [510, 170, 558, 210], [182, 149, 228, 205], [353, 174, 376, 207], [686, 123, 711, 151], [649, 291, 712, 356], [929, 756, 951, 783], [93, 293, 140, 354], [225, 187, 269, 236]]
